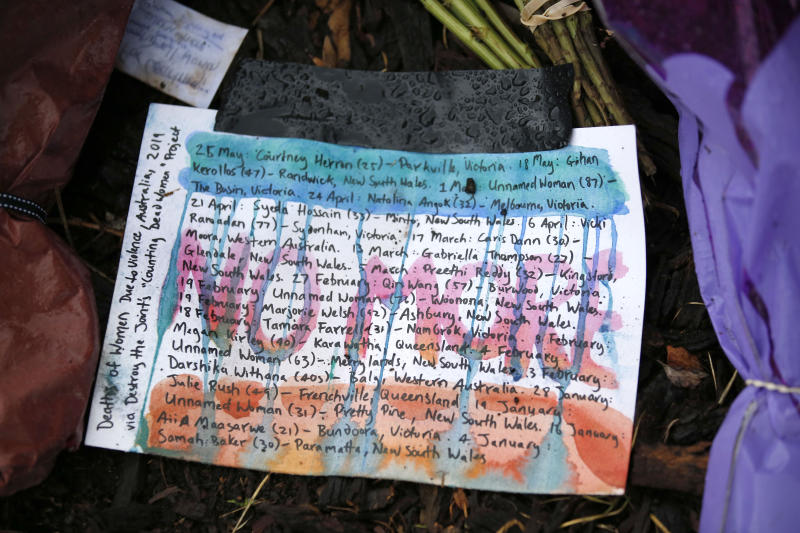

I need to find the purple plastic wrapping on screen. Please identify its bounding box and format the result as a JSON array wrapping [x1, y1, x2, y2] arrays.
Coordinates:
[[595, 2, 800, 531]]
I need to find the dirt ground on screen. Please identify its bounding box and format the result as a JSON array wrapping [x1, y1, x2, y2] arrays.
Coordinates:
[[1, 1, 740, 532]]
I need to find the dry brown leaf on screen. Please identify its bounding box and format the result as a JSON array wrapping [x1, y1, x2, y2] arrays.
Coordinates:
[[450, 487, 468, 519], [316, 0, 351, 66], [321, 35, 337, 68], [327, 0, 352, 65], [661, 346, 707, 388], [666, 346, 703, 370]]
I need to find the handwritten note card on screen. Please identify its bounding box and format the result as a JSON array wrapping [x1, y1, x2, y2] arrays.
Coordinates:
[[86, 104, 645, 494], [116, 0, 248, 108]]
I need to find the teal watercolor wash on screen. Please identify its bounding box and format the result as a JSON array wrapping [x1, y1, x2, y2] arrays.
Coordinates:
[[179, 131, 628, 219]]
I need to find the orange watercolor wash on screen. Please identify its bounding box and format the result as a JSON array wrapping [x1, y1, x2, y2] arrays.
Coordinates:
[[540, 333, 620, 390], [211, 377, 268, 466], [145, 374, 204, 451], [372, 381, 459, 477], [265, 383, 352, 474], [563, 398, 631, 488], [467, 388, 559, 482]]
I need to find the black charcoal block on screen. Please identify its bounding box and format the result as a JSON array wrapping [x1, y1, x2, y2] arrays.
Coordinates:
[[214, 60, 573, 153]]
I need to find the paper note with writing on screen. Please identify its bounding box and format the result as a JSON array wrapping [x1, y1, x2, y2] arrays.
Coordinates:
[[116, 0, 247, 108], [86, 103, 645, 494]]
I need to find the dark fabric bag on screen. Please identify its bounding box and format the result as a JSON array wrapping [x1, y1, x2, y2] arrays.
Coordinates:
[[0, 0, 133, 496]]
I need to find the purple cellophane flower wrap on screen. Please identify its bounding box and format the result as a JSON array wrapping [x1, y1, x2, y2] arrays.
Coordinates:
[[595, 2, 800, 531]]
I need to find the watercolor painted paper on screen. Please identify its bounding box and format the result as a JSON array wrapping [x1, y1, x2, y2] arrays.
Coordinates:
[[116, 0, 247, 107], [86, 103, 645, 494]]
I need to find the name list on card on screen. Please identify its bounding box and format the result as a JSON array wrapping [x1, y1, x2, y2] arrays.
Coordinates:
[[86, 104, 645, 494], [116, 0, 248, 108]]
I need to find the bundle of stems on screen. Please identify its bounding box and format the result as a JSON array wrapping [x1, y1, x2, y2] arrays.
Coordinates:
[[420, 0, 656, 176], [420, 0, 543, 69]]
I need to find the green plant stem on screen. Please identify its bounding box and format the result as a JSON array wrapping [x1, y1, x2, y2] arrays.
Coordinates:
[[563, 15, 612, 125], [576, 62, 611, 123], [574, 97, 593, 127], [584, 96, 603, 125], [516, 2, 604, 128], [575, 12, 615, 94], [528, 23, 595, 125], [420, 0, 506, 69], [530, 24, 558, 63], [445, 0, 527, 68], [472, 0, 541, 67], [569, 12, 658, 175], [550, 20, 590, 123], [565, 14, 630, 125], [513, 1, 658, 175]]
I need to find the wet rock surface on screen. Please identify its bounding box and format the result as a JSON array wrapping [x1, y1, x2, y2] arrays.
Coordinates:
[[215, 60, 573, 153]]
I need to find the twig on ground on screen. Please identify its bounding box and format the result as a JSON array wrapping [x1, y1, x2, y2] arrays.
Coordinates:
[[496, 518, 525, 533], [82, 259, 115, 284], [650, 512, 672, 533], [560, 498, 629, 528], [718, 369, 739, 405], [251, 0, 276, 27], [708, 352, 718, 397], [232, 473, 271, 532], [47, 218, 124, 238], [663, 417, 680, 443]]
